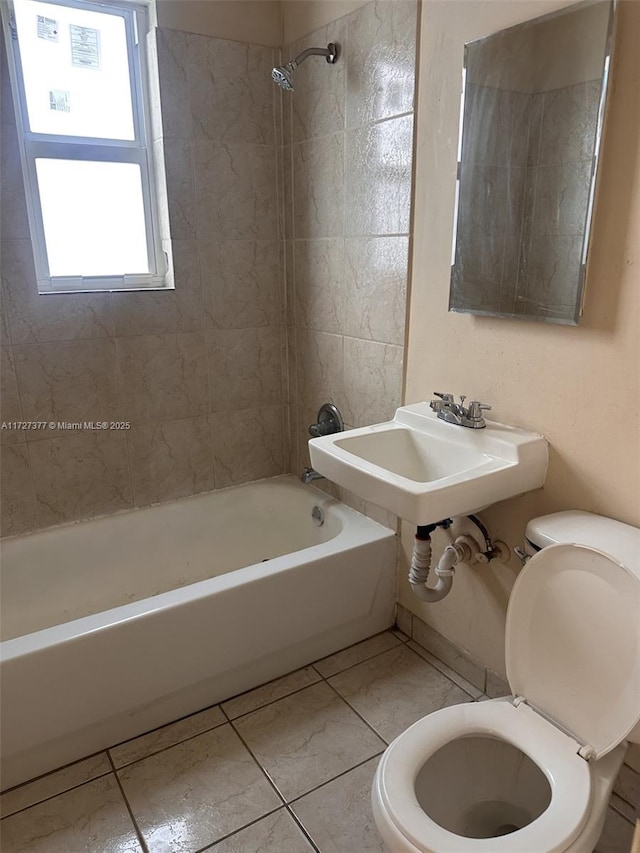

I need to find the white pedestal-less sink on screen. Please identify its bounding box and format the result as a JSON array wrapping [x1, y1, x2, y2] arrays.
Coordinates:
[[308, 403, 548, 524]]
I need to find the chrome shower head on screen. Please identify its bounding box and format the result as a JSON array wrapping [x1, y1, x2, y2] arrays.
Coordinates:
[[271, 43, 338, 91], [272, 63, 295, 91]]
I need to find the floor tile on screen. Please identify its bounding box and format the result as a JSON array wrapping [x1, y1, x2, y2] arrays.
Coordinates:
[[222, 666, 321, 720], [110, 705, 226, 769], [233, 681, 385, 801], [208, 808, 314, 852], [118, 723, 281, 853], [313, 631, 402, 678], [293, 757, 385, 853], [614, 762, 640, 811], [594, 805, 635, 853], [328, 645, 472, 742], [408, 640, 483, 699], [0, 775, 142, 853], [0, 753, 111, 818]]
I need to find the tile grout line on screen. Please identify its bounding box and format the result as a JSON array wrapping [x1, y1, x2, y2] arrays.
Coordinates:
[[285, 805, 322, 853], [0, 748, 109, 798], [320, 674, 390, 747], [105, 753, 149, 853], [287, 750, 386, 810], [193, 805, 285, 853], [0, 768, 113, 821]]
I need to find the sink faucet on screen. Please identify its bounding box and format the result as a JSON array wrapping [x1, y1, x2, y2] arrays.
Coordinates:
[[301, 466, 325, 484], [429, 392, 491, 429]]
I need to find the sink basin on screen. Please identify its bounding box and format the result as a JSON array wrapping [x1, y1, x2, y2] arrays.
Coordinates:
[[308, 403, 548, 525]]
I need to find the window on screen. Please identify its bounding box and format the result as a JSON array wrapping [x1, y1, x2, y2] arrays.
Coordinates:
[[2, 0, 167, 292]]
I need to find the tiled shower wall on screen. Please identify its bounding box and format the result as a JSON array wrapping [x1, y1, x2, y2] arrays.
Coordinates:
[[0, 27, 285, 537], [1, 0, 417, 537], [282, 0, 417, 508]]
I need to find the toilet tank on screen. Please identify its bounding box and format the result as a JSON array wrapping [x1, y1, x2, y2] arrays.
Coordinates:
[[524, 510, 640, 746]]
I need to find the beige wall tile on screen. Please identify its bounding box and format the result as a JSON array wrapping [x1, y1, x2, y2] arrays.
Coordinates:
[[345, 0, 417, 128], [111, 241, 202, 337], [296, 329, 344, 412], [343, 236, 408, 345], [128, 416, 214, 506], [28, 432, 132, 527], [345, 115, 414, 236], [13, 340, 120, 439], [194, 142, 278, 241], [342, 337, 402, 427], [188, 36, 275, 145], [117, 332, 208, 424], [0, 444, 39, 537], [155, 27, 192, 141], [290, 20, 346, 144], [160, 138, 198, 240], [411, 616, 486, 692], [208, 327, 282, 412], [1, 347, 23, 444], [282, 145, 294, 239], [293, 134, 345, 238], [202, 241, 282, 329], [1, 124, 29, 241], [1, 33, 15, 127], [1, 241, 113, 345], [212, 405, 284, 487], [295, 239, 345, 334]]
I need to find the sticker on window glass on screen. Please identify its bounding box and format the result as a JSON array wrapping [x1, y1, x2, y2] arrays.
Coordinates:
[[37, 15, 59, 42], [69, 24, 101, 70], [49, 90, 70, 112]]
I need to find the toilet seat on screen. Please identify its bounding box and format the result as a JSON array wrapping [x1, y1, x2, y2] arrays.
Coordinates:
[[375, 700, 591, 853]]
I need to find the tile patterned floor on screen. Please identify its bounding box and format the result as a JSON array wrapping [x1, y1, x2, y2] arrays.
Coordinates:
[[0, 630, 637, 852]]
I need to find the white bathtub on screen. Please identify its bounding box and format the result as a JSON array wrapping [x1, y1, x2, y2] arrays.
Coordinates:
[[0, 475, 396, 789]]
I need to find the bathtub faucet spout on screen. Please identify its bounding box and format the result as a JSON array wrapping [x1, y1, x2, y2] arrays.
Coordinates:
[[301, 467, 325, 484]]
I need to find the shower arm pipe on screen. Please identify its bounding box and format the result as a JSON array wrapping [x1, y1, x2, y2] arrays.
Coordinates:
[[286, 44, 338, 69], [408, 520, 479, 604]]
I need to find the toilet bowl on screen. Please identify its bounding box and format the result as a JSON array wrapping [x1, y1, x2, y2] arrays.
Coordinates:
[[373, 512, 640, 853]]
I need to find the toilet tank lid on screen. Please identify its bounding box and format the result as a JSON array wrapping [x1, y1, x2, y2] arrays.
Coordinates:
[[526, 511, 640, 573]]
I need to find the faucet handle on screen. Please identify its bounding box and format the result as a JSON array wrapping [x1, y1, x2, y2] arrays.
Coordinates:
[[430, 392, 454, 412], [467, 401, 492, 420]]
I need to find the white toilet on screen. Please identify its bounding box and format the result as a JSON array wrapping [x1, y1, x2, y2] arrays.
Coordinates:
[[373, 511, 640, 853]]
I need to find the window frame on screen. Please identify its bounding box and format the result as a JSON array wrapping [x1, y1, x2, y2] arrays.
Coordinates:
[[2, 0, 168, 292]]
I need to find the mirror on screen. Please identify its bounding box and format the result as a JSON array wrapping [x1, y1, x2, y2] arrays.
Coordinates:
[[449, 0, 616, 325]]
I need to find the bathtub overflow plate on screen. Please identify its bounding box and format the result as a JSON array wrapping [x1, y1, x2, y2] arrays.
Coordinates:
[[312, 505, 325, 526]]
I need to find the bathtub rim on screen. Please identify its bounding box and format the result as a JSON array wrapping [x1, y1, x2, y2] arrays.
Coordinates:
[[1, 482, 396, 661]]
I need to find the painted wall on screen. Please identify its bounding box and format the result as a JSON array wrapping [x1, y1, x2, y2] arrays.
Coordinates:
[[281, 0, 417, 526], [281, 0, 369, 44], [0, 26, 285, 536], [400, 0, 640, 674], [156, 0, 283, 46]]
